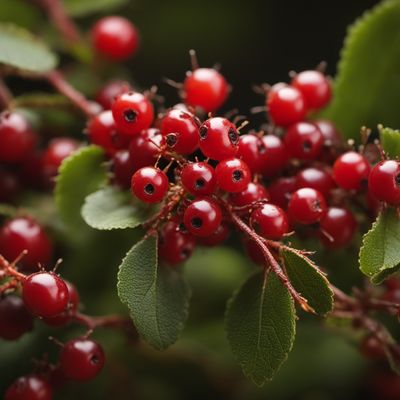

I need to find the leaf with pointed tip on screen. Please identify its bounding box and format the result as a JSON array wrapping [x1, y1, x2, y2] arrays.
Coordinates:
[[117, 235, 191, 350], [380, 127, 400, 158], [225, 270, 296, 386]]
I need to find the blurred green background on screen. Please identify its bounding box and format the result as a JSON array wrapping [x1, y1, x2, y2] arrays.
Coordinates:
[[2, 0, 398, 399]]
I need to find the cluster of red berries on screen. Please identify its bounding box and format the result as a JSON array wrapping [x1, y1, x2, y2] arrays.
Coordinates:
[[0, 110, 80, 201]]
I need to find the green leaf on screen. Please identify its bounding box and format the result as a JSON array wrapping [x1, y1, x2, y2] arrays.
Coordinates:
[[359, 208, 400, 284], [225, 270, 296, 386], [0, 203, 16, 218], [82, 187, 156, 230], [0, 24, 57, 72], [117, 235, 191, 350], [0, 0, 42, 30], [282, 248, 333, 315], [64, 0, 129, 17], [381, 127, 400, 158], [55, 145, 107, 234], [322, 1, 400, 138]]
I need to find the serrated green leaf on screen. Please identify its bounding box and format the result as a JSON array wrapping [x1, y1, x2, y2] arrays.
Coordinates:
[[82, 187, 156, 230], [359, 208, 400, 284], [117, 235, 191, 350], [0, 24, 57, 72], [64, 0, 129, 17], [282, 248, 333, 315], [381, 127, 400, 158], [55, 145, 107, 234], [225, 270, 296, 386], [322, 1, 400, 138]]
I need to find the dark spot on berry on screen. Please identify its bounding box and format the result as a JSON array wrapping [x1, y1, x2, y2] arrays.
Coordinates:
[[302, 140, 312, 152], [166, 133, 178, 147], [395, 174, 400, 187], [123, 109, 137, 123], [180, 112, 191, 119], [181, 247, 191, 258], [313, 199, 322, 212], [144, 183, 155, 195], [199, 126, 208, 139], [191, 217, 202, 228], [91, 354, 99, 365], [179, 222, 188, 233], [228, 128, 239, 145], [195, 178, 205, 189], [232, 170, 243, 182]]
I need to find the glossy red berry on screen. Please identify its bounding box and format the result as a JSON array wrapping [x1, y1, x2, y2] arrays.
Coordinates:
[[237, 134, 264, 173], [87, 110, 129, 155], [131, 167, 168, 203], [184, 68, 228, 112], [0, 169, 20, 203], [22, 272, 69, 318], [91, 16, 139, 60], [291, 70, 331, 110], [95, 80, 131, 109], [112, 150, 135, 188], [5, 375, 52, 400], [160, 109, 199, 154], [181, 162, 216, 196], [60, 338, 105, 381], [0, 112, 37, 164], [229, 182, 269, 207], [158, 220, 196, 265], [111, 92, 154, 136], [314, 119, 342, 146], [250, 204, 289, 240], [368, 160, 400, 205], [333, 151, 370, 191], [259, 135, 289, 178], [0, 217, 53, 271], [198, 221, 230, 246], [284, 122, 323, 160], [183, 198, 222, 237], [0, 295, 34, 340], [198, 117, 239, 161], [288, 188, 327, 225], [268, 176, 297, 209], [266, 84, 306, 127], [129, 128, 164, 170], [215, 158, 251, 193], [295, 167, 335, 198], [319, 207, 357, 248]]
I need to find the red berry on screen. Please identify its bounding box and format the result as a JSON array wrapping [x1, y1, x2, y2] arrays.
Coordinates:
[[19, 152, 45, 189], [295, 167, 335, 198], [198, 117, 239, 161], [314, 119, 342, 146], [60, 338, 105, 381], [183, 198, 222, 237], [360, 335, 385, 360], [0, 169, 20, 203], [0, 217, 53, 271], [259, 135, 289, 178], [87, 110, 129, 155], [95, 80, 131, 109], [333, 151, 370, 191], [160, 109, 199, 154], [229, 182, 269, 207], [266, 84, 306, 127], [91, 16, 139, 61], [215, 158, 251, 193], [284, 122, 323, 160], [158, 220, 196, 265], [237, 134, 264, 173], [112, 150, 135, 189], [319, 207, 357, 248], [288, 188, 327, 225], [291, 70, 331, 110], [111, 92, 154, 136], [268, 177, 297, 209], [0, 295, 34, 340], [181, 162, 216, 196], [198, 221, 230, 246], [42, 281, 79, 327], [250, 204, 289, 240], [184, 68, 228, 112], [5, 375, 52, 400], [0, 112, 37, 164], [380, 288, 400, 303], [42, 138, 80, 184], [368, 160, 400, 205], [243, 238, 265, 265], [131, 167, 168, 203], [129, 128, 164, 170], [22, 272, 69, 318]]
